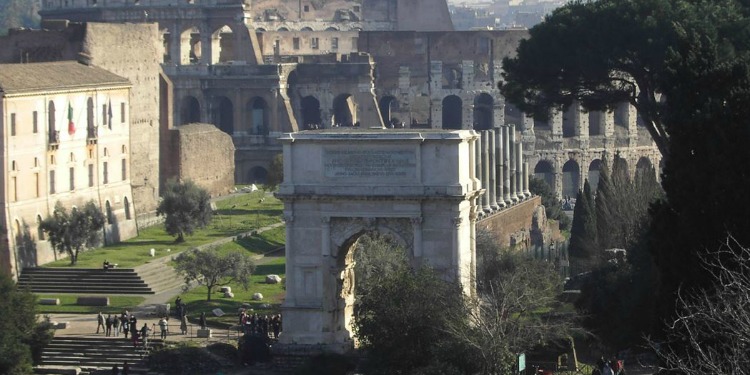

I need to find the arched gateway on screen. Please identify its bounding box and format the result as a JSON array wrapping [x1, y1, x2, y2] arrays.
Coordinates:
[[276, 129, 482, 352]]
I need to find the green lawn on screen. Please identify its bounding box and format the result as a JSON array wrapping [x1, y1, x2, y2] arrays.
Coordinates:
[[172, 256, 286, 327], [215, 226, 285, 256], [35, 294, 145, 314], [45, 191, 283, 268]]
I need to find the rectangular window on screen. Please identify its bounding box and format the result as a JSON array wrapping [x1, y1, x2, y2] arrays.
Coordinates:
[[331, 37, 339, 49], [69, 167, 75, 191], [11, 177, 17, 202], [311, 37, 319, 49], [120, 102, 126, 123], [353, 5, 360, 12], [49, 170, 55, 194], [103, 161, 108, 184], [293, 37, 300, 50], [34, 173, 39, 198], [303, 5, 309, 11], [121, 159, 127, 181], [102, 104, 107, 126], [33, 111, 38, 133], [10, 113, 16, 136], [88, 164, 94, 187]]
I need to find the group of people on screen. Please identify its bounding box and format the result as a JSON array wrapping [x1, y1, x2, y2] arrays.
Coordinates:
[[238, 309, 282, 339], [96, 311, 135, 338], [592, 357, 625, 375]]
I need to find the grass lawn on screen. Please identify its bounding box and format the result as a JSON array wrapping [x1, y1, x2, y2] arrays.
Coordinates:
[[35, 294, 145, 314], [172, 256, 286, 328], [215, 226, 285, 256], [45, 191, 283, 269]]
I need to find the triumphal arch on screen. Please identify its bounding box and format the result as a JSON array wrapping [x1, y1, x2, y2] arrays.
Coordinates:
[[275, 129, 482, 351]]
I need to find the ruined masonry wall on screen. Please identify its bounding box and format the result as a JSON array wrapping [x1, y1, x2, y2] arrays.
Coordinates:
[[478, 196, 541, 249], [173, 124, 235, 197], [83, 22, 163, 217]]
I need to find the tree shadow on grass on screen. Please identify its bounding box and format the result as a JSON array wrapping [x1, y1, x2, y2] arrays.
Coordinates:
[[216, 209, 282, 217], [255, 263, 285, 276]]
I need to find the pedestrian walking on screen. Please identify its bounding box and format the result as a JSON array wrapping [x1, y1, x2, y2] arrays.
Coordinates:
[[122, 317, 130, 339], [180, 314, 188, 335], [111, 364, 119, 375], [113, 315, 120, 336], [140, 323, 150, 349], [105, 314, 113, 337], [96, 312, 105, 334], [199, 312, 207, 329], [122, 361, 129, 375], [158, 317, 168, 339]]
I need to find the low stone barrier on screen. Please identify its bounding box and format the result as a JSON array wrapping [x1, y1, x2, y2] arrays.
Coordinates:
[[76, 296, 110, 306], [39, 298, 61, 305]]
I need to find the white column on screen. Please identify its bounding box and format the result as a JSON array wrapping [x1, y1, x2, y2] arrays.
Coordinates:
[[482, 131, 491, 212], [523, 161, 531, 197], [502, 125, 512, 205], [495, 128, 506, 208], [411, 217, 423, 258], [321, 216, 331, 256], [489, 129, 499, 210], [510, 124, 519, 203], [283, 214, 295, 305], [516, 141, 523, 201]]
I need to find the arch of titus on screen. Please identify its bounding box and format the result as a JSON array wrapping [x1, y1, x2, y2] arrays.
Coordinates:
[[276, 129, 483, 350]]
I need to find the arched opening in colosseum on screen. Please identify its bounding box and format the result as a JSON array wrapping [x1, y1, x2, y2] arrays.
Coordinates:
[[379, 95, 398, 126], [211, 96, 234, 135], [562, 104, 577, 137], [534, 160, 555, 191], [613, 102, 630, 134], [301, 96, 322, 128], [504, 100, 523, 127], [562, 159, 580, 199], [588, 159, 602, 191], [301, 27, 313, 31], [636, 157, 655, 180], [442, 95, 462, 130], [180, 27, 202, 64], [533, 109, 550, 129], [588, 110, 604, 136], [278, 27, 290, 32], [334, 231, 408, 343], [613, 156, 629, 180], [473, 93, 494, 131], [333, 94, 357, 127], [247, 97, 269, 135], [161, 28, 172, 63], [250, 166, 268, 184], [180, 96, 201, 125], [211, 25, 236, 63]]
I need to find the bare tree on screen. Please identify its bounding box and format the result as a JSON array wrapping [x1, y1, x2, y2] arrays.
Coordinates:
[[655, 237, 750, 374]]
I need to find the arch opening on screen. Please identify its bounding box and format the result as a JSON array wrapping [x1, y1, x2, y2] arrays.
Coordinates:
[[588, 159, 603, 191], [562, 159, 580, 199], [562, 105, 577, 137], [442, 95, 462, 130], [250, 166, 268, 184], [333, 94, 356, 127], [301, 96, 322, 128], [212, 25, 236, 63], [379, 95, 398, 127], [247, 97, 269, 135], [534, 160, 555, 192], [211, 96, 234, 135], [180, 96, 201, 125], [473, 93, 493, 131], [180, 27, 202, 64]]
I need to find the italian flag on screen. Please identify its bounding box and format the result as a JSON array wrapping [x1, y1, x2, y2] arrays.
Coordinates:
[[68, 102, 75, 135]]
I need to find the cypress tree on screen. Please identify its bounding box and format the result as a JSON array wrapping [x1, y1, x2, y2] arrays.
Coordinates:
[[569, 179, 598, 270], [595, 157, 616, 250]]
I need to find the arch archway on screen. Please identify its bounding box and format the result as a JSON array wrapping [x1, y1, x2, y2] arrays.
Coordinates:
[[211, 96, 234, 135], [333, 94, 356, 127], [247, 97, 269, 135], [636, 156, 655, 180], [504, 101, 522, 127], [442, 95, 462, 129], [562, 159, 580, 198], [211, 25, 235, 63], [473, 93, 493, 131], [250, 166, 268, 183], [180, 26, 202, 64], [301, 96, 322, 128], [534, 160, 555, 191], [180, 96, 201, 125], [379, 95, 398, 127], [562, 105, 576, 137], [589, 111, 603, 136], [588, 159, 603, 191]]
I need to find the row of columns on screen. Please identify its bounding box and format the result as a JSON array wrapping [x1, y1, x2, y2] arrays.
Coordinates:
[[475, 124, 531, 215]]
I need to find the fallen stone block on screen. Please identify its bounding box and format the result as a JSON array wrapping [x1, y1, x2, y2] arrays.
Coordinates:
[[76, 296, 109, 306], [53, 321, 69, 329], [212, 308, 225, 317], [39, 298, 60, 305], [265, 275, 282, 284], [197, 328, 212, 338], [252, 292, 263, 301], [224, 292, 234, 298], [220, 286, 232, 293]]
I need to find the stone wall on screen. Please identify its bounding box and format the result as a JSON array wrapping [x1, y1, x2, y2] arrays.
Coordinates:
[[167, 123, 235, 197], [477, 195, 544, 249]]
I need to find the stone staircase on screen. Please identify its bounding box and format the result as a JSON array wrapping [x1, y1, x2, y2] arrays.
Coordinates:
[[35, 336, 164, 375], [134, 257, 184, 294], [18, 268, 153, 294]]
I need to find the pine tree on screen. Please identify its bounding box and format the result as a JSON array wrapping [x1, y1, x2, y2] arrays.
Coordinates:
[[569, 179, 598, 271]]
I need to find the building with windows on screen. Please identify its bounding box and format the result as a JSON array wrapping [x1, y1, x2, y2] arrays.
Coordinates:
[[0, 60, 137, 278]]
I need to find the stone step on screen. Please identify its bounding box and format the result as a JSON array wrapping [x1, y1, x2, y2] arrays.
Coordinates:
[[37, 337, 161, 375], [18, 267, 156, 295], [24, 287, 153, 294]]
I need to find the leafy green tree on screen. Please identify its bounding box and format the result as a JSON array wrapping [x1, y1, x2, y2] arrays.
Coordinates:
[[173, 247, 256, 301], [500, 0, 692, 156], [40, 201, 105, 265], [529, 177, 571, 231], [0, 270, 53, 374], [264, 153, 284, 192], [157, 179, 212, 243], [568, 179, 598, 267]]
